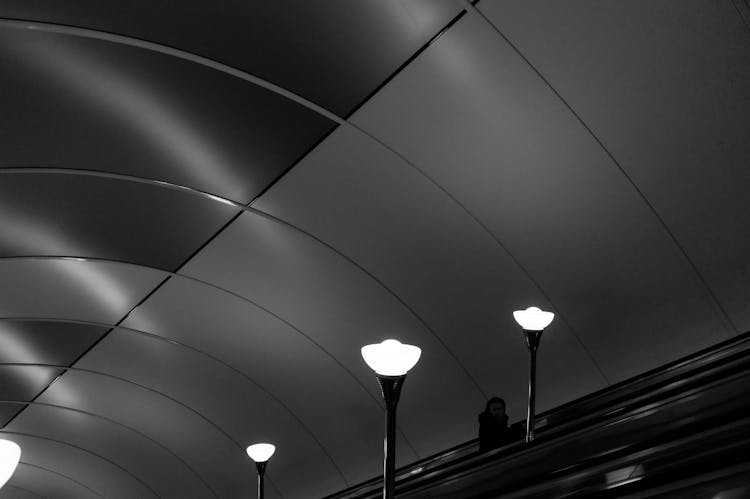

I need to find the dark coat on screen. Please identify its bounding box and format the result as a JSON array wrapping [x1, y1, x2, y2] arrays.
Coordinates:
[[478, 411, 513, 451]]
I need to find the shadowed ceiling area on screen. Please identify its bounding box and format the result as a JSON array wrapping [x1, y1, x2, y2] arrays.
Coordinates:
[[0, 1, 749, 497]]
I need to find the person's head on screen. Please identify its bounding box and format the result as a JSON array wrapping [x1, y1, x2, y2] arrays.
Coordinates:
[[485, 397, 507, 423]]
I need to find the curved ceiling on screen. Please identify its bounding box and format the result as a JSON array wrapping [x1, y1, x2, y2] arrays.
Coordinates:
[[1, 1, 749, 497]]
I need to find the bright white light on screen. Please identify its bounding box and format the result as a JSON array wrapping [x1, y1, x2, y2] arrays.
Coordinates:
[[513, 307, 554, 331], [246, 443, 275, 463], [0, 439, 21, 489], [361, 339, 421, 376]]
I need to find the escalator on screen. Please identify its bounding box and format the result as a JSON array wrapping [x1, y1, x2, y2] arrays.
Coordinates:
[[324, 331, 750, 498]]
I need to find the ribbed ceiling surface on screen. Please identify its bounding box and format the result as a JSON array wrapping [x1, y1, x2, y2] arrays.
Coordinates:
[[0, 1, 749, 497]]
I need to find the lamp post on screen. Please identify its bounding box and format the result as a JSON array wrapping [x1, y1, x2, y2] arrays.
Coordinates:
[[361, 339, 421, 499], [513, 306, 554, 443], [246, 443, 275, 499], [0, 439, 21, 489]]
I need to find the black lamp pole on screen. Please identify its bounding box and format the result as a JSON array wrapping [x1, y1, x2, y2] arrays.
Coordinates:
[[376, 374, 406, 499], [255, 461, 266, 499], [522, 328, 544, 443]]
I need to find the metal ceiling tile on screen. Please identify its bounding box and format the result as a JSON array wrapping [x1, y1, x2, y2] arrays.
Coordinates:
[[0, 1, 461, 115], [118, 275, 399, 488], [0, 433, 156, 499], [0, 25, 335, 203], [0, 174, 239, 271], [178, 212, 498, 458], [254, 124, 606, 421], [0, 259, 163, 323], [478, 0, 750, 331], [6, 403, 217, 499], [349, 13, 732, 383]]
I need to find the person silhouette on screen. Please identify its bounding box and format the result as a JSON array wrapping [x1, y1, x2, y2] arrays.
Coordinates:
[[478, 396, 513, 451]]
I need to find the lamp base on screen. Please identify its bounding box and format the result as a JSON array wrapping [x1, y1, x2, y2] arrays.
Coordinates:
[[376, 375, 405, 410], [522, 329, 543, 352]]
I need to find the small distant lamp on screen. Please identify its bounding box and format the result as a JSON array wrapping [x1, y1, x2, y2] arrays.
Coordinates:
[[361, 339, 421, 499], [246, 443, 275, 499], [0, 439, 21, 489], [513, 307, 554, 443]]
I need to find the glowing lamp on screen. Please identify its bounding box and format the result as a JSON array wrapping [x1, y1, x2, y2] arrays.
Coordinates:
[[246, 443, 275, 463], [513, 307, 554, 331], [0, 440, 21, 489], [361, 339, 421, 376]]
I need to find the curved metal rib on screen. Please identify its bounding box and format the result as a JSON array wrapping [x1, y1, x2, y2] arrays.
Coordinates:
[[0, 429, 159, 498], [457, 0, 738, 337], [2, 484, 48, 499], [0, 18, 342, 125], [1, 400, 219, 499], [17, 461, 105, 499]]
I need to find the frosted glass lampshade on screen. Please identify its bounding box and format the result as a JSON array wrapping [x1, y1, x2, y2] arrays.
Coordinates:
[[361, 339, 421, 376], [0, 439, 21, 489], [246, 443, 275, 463], [513, 307, 554, 331]]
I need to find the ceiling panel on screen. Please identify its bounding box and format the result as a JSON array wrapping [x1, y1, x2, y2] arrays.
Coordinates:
[[0, 1, 461, 115], [254, 124, 606, 420], [0, 259, 164, 323], [0, 25, 335, 203], [118, 275, 391, 489], [77, 322, 347, 497], [0, 433, 156, 499], [5, 403, 218, 499], [477, 0, 750, 331], [349, 12, 732, 383], [179, 212, 504, 457], [0, 174, 238, 271], [5, 464, 100, 499]]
